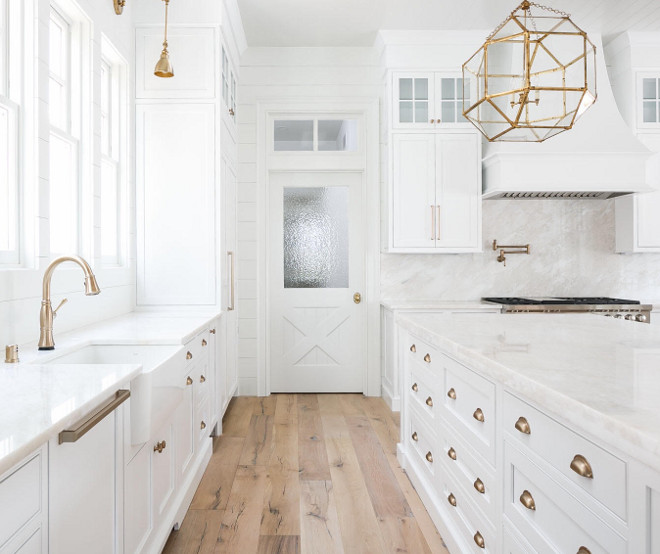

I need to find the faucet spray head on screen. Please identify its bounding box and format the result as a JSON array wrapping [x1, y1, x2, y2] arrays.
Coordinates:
[[84, 274, 101, 296]]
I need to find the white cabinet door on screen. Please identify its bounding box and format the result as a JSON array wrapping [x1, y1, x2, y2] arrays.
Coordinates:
[[392, 133, 436, 249], [152, 420, 175, 520], [124, 443, 152, 554], [175, 369, 195, 481], [223, 160, 238, 400]]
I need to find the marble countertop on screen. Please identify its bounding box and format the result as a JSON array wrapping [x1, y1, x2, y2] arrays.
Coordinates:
[[0, 310, 220, 476], [381, 299, 503, 311], [396, 312, 660, 472]]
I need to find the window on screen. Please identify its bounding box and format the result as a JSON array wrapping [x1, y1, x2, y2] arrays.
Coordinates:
[[100, 36, 127, 266], [274, 119, 358, 152], [440, 77, 468, 123], [641, 76, 660, 125]]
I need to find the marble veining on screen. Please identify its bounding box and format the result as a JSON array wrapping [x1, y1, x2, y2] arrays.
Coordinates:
[[396, 311, 660, 472]]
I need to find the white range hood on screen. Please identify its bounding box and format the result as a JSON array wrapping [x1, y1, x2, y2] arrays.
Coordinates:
[[481, 35, 655, 200]]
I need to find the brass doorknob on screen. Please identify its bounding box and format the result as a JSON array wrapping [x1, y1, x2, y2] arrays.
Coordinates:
[[353, 292, 361, 304]]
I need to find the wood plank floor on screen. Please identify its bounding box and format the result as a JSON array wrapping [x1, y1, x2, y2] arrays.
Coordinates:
[[162, 394, 450, 554]]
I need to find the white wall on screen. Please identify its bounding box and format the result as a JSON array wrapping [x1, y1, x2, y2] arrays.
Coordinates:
[[0, 0, 136, 348]]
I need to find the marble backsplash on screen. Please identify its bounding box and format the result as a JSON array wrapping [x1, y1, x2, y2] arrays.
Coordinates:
[[381, 199, 660, 302]]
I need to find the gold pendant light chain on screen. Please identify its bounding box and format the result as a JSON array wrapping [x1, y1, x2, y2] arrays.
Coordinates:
[[486, 1, 570, 41], [163, 0, 169, 49]]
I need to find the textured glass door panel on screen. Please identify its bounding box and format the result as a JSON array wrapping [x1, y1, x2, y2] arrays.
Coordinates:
[[283, 187, 349, 288], [274, 120, 313, 151], [318, 120, 357, 151]]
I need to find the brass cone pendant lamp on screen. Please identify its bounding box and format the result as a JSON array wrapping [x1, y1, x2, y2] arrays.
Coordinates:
[[462, 1, 597, 142], [154, 0, 173, 78]]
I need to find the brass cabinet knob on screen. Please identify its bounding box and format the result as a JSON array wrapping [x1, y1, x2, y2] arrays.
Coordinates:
[[425, 451, 433, 463], [515, 416, 531, 435], [447, 493, 456, 507], [447, 447, 457, 461], [520, 489, 536, 510], [186, 376, 193, 386], [425, 396, 433, 407], [229, 108, 235, 116], [153, 440, 166, 453], [473, 408, 485, 422], [570, 454, 593, 479], [186, 351, 193, 360], [474, 478, 485, 494], [201, 339, 207, 347], [209, 328, 216, 334], [423, 353, 431, 363], [447, 388, 456, 400], [474, 531, 485, 549], [430, 119, 435, 123], [411, 382, 418, 392], [200, 421, 206, 430], [411, 431, 418, 442], [410, 344, 416, 353], [577, 548, 592, 554], [200, 374, 206, 383]]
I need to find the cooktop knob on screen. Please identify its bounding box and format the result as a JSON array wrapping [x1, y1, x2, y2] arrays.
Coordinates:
[[625, 314, 634, 320], [614, 314, 623, 319], [636, 314, 648, 322]]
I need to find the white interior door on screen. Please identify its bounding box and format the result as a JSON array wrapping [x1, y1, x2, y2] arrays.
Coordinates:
[[269, 171, 365, 392], [222, 159, 238, 399]]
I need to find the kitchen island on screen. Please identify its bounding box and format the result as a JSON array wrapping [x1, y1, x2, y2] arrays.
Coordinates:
[[395, 311, 660, 554]]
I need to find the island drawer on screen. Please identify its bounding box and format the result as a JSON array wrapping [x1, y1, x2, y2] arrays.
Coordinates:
[[504, 442, 626, 554], [408, 363, 440, 422], [183, 328, 211, 367], [406, 334, 441, 374], [407, 404, 438, 481], [503, 391, 627, 521]]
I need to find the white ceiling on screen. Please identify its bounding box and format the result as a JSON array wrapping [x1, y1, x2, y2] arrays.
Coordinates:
[[236, 0, 660, 47]]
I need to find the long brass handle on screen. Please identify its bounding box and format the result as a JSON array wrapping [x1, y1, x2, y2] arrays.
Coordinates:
[[473, 408, 485, 422], [515, 416, 531, 434], [431, 205, 435, 241], [570, 454, 593, 479], [423, 353, 431, 363], [59, 389, 130, 444], [474, 478, 485, 494], [425, 396, 433, 407], [474, 532, 485, 549], [436, 205, 441, 240], [186, 376, 193, 386], [411, 382, 418, 392], [201, 339, 207, 347], [201, 421, 206, 430], [410, 344, 416, 353], [577, 548, 592, 554], [447, 447, 457, 460], [520, 490, 536, 510], [200, 375, 206, 383], [411, 431, 418, 442], [447, 493, 456, 507], [186, 351, 193, 360], [227, 251, 235, 311], [447, 388, 456, 399], [425, 451, 433, 463], [154, 440, 167, 453]]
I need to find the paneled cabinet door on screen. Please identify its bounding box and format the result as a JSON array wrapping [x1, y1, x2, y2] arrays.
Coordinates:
[[630, 461, 660, 553], [223, 160, 238, 401], [176, 369, 195, 481]]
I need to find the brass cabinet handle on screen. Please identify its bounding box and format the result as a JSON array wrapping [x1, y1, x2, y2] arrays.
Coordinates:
[[520, 489, 536, 510], [411, 383, 418, 392], [473, 408, 485, 422], [570, 454, 593, 479], [58, 389, 130, 444], [425, 451, 433, 463], [430, 205, 435, 240], [515, 416, 531, 435], [474, 531, 485, 549], [447, 493, 456, 507], [447, 447, 457, 460], [577, 548, 592, 554], [447, 388, 456, 400], [410, 344, 416, 353], [474, 478, 485, 494], [154, 440, 167, 453], [411, 431, 418, 442], [436, 206, 441, 240], [425, 396, 433, 407], [186, 376, 193, 386], [200, 374, 206, 383], [201, 339, 207, 347], [201, 421, 207, 430], [423, 353, 431, 363], [186, 351, 193, 360], [210, 328, 216, 334], [227, 251, 235, 311]]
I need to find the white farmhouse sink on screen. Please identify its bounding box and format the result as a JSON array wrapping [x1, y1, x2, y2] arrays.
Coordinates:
[[42, 343, 185, 445]]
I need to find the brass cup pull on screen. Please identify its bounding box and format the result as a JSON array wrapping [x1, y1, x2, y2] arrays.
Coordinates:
[[425, 451, 433, 463], [228, 108, 235, 116], [473, 408, 485, 422], [201, 421, 207, 430], [474, 531, 485, 549], [423, 353, 431, 363], [570, 454, 593, 479], [447, 387, 456, 400], [474, 478, 485, 494], [154, 440, 167, 453], [520, 489, 536, 510], [201, 339, 207, 347], [410, 344, 416, 353], [447, 493, 456, 507], [425, 396, 433, 407], [430, 119, 435, 123], [210, 328, 216, 334], [411, 382, 418, 392], [577, 548, 592, 554], [515, 416, 531, 435], [447, 447, 457, 460], [186, 351, 193, 360], [186, 376, 193, 386], [200, 375, 206, 383], [411, 431, 418, 442]]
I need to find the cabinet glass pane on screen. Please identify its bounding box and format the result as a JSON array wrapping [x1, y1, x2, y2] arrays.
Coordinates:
[[399, 101, 413, 123], [643, 101, 657, 123], [414, 78, 428, 100], [441, 101, 456, 123], [399, 78, 413, 100], [283, 187, 349, 288], [643, 78, 657, 100], [318, 120, 357, 151], [414, 102, 428, 123], [441, 78, 455, 100], [274, 120, 313, 151]]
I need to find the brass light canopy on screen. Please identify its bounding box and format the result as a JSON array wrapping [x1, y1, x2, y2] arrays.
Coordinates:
[[154, 0, 173, 78], [462, 1, 597, 142], [113, 0, 125, 15]]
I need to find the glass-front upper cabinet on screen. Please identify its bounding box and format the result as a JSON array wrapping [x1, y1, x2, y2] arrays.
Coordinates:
[[639, 74, 660, 128], [221, 45, 236, 123], [393, 72, 471, 129]]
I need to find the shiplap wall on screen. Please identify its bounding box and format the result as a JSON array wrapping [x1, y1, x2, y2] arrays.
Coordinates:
[[236, 47, 381, 395]]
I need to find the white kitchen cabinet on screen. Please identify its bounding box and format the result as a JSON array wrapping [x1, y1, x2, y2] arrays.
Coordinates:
[[222, 158, 238, 402], [152, 419, 176, 521], [124, 442, 152, 554], [629, 460, 660, 554], [176, 367, 195, 482], [392, 72, 471, 129], [390, 132, 481, 252]]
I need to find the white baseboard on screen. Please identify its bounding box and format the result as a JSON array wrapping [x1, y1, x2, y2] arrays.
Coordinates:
[[382, 382, 401, 412]]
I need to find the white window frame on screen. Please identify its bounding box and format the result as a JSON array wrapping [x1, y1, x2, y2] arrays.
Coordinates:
[[637, 71, 660, 130]]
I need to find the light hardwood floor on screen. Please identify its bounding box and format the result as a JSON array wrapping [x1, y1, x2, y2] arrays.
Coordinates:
[[162, 394, 449, 554]]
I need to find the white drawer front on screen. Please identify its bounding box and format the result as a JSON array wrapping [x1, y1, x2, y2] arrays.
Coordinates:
[[503, 519, 538, 554], [503, 391, 627, 520], [408, 405, 438, 480], [408, 363, 439, 422], [504, 442, 627, 554], [0, 454, 42, 549], [407, 334, 441, 374]]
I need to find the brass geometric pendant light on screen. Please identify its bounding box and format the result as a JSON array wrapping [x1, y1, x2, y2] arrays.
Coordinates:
[[462, 1, 597, 142]]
